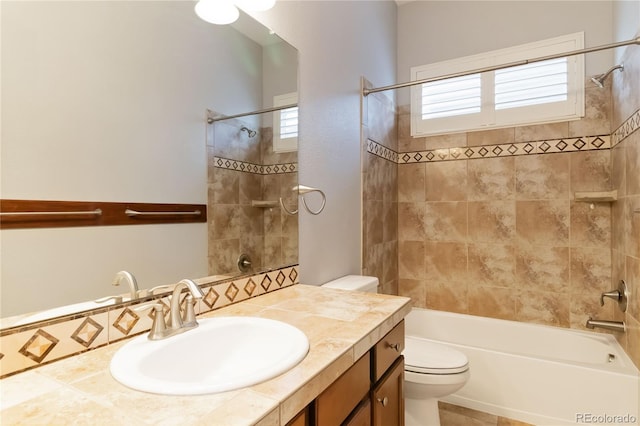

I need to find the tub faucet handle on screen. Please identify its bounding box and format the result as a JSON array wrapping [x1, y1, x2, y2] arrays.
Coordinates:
[[599, 280, 628, 312], [600, 290, 621, 306]]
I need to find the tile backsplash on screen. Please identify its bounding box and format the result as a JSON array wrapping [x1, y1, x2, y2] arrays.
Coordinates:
[[0, 265, 299, 378]]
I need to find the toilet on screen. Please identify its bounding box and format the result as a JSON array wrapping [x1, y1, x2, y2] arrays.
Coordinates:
[[321, 275, 470, 426]]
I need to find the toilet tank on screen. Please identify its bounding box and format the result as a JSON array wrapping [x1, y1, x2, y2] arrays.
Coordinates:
[[321, 275, 379, 293]]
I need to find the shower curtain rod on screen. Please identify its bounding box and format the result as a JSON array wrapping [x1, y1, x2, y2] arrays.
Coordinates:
[[363, 36, 640, 96], [207, 104, 297, 123]]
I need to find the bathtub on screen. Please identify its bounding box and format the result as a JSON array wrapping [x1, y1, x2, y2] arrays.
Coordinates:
[[405, 308, 639, 426]]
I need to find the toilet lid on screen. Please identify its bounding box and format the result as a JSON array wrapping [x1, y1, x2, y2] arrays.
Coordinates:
[[403, 336, 469, 374]]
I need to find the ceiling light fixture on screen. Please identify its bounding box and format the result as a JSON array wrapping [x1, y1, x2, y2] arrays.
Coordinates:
[[195, 0, 240, 25], [194, 0, 276, 25]]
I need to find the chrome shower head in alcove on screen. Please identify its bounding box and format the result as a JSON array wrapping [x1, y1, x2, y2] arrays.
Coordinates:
[[240, 126, 257, 138], [591, 64, 624, 88]]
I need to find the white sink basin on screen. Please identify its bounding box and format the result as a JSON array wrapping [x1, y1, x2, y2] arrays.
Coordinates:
[[110, 316, 309, 395]]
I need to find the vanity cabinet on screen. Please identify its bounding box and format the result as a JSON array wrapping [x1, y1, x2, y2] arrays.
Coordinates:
[[311, 320, 405, 426]]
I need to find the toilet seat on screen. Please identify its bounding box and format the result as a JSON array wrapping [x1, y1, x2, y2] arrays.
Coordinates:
[[403, 336, 469, 375]]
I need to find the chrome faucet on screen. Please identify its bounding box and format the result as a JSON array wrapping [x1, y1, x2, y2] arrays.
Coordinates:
[[168, 279, 205, 332], [113, 270, 139, 300], [137, 279, 205, 340]]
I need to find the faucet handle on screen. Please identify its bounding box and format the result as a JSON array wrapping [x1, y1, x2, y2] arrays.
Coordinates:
[[600, 290, 621, 306], [182, 295, 198, 329], [134, 303, 168, 340], [142, 284, 173, 297], [599, 280, 628, 312], [94, 295, 124, 304]]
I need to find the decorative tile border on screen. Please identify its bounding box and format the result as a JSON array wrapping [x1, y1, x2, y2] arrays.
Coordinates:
[[368, 135, 611, 165], [0, 265, 299, 378], [612, 108, 640, 147], [213, 156, 298, 175]]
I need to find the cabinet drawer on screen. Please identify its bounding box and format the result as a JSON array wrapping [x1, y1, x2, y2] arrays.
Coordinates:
[[372, 320, 404, 381], [316, 353, 370, 426]]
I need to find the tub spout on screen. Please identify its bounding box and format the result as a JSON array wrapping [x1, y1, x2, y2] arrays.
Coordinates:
[[585, 317, 625, 332]]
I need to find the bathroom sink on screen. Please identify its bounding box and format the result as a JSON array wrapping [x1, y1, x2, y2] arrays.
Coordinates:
[[110, 316, 309, 395]]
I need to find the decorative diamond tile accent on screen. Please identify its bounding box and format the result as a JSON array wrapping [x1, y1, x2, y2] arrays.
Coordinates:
[[591, 136, 605, 148], [260, 275, 272, 291], [113, 308, 140, 336], [492, 146, 503, 156], [276, 271, 286, 287], [465, 148, 475, 158], [402, 153, 411, 163], [289, 268, 299, 283], [71, 317, 104, 348], [524, 143, 535, 154], [426, 151, 435, 161], [573, 139, 586, 150], [203, 288, 220, 308], [213, 156, 297, 175], [244, 279, 257, 296], [478, 147, 489, 157], [539, 142, 550, 152], [413, 153, 423, 162], [507, 144, 518, 155], [225, 283, 239, 301], [19, 330, 59, 364], [556, 140, 568, 151]]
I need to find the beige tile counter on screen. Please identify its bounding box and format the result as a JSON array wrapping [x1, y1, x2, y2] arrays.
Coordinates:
[[0, 284, 411, 426]]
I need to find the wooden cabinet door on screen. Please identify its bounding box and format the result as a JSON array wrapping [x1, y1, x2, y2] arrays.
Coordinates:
[[372, 356, 404, 426], [316, 354, 370, 426], [344, 398, 371, 426]]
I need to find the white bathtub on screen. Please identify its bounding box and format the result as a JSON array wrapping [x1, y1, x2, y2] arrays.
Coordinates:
[[405, 308, 639, 426]]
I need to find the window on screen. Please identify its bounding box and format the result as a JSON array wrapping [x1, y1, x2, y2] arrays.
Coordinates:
[[273, 92, 298, 153], [411, 32, 584, 136]]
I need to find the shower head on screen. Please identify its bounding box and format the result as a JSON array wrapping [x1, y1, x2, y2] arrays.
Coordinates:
[[240, 126, 257, 138], [591, 64, 624, 88]]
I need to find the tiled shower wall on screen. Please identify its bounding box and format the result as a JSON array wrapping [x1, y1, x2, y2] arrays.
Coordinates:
[[362, 42, 639, 368], [208, 117, 298, 276], [611, 42, 640, 366], [362, 79, 398, 295]]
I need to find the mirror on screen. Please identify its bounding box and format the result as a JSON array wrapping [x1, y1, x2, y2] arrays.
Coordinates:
[[0, 1, 298, 327]]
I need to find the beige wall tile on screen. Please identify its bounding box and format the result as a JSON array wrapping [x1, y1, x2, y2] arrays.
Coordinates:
[[426, 281, 468, 313], [425, 133, 467, 150], [398, 279, 427, 308], [514, 122, 569, 142], [468, 157, 515, 201], [467, 128, 515, 147], [515, 244, 569, 294], [468, 243, 516, 287], [424, 202, 467, 242], [398, 240, 426, 279], [398, 202, 426, 241], [570, 150, 611, 192], [570, 202, 611, 249], [570, 293, 614, 331], [398, 163, 425, 202], [515, 154, 570, 200], [626, 132, 640, 196], [516, 200, 569, 246], [425, 160, 468, 201], [569, 85, 612, 137], [468, 201, 515, 244], [515, 289, 570, 327], [569, 247, 612, 295], [627, 255, 640, 322], [425, 242, 468, 283], [468, 285, 516, 320]]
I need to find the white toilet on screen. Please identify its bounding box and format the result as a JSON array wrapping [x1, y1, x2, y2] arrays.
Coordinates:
[[321, 275, 470, 426]]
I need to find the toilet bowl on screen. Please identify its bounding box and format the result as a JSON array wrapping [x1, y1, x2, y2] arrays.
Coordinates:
[[321, 275, 470, 426]]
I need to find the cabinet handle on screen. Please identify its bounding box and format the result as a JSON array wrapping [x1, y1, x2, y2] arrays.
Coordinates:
[[377, 396, 389, 407], [386, 342, 400, 352]]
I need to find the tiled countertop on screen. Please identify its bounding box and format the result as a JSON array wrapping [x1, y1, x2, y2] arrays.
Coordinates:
[[0, 284, 411, 425]]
